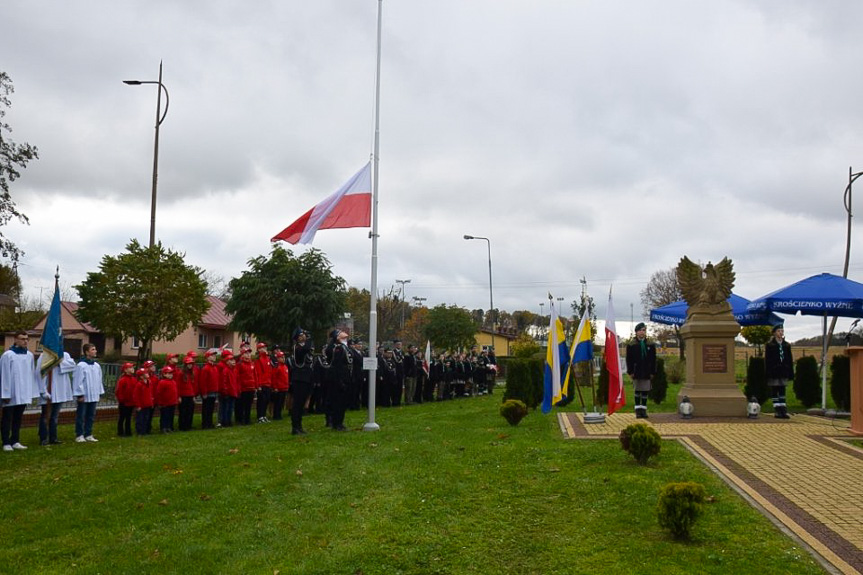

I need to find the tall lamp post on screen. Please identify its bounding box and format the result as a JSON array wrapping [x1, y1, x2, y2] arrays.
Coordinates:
[[464, 235, 495, 352], [396, 279, 411, 330], [124, 61, 170, 248]]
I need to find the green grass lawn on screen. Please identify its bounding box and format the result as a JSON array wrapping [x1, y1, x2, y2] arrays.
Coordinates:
[[1, 395, 825, 574]]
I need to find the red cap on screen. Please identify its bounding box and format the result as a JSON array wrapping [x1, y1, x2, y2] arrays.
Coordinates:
[[121, 362, 135, 370], [142, 360, 155, 368], [166, 353, 179, 361], [161, 365, 174, 374], [256, 342, 267, 349], [186, 350, 198, 358], [221, 349, 234, 359], [204, 349, 217, 358], [183, 356, 194, 364], [135, 368, 149, 377], [274, 350, 285, 358]]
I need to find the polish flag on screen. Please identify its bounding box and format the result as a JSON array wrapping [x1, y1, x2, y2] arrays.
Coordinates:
[[423, 340, 431, 378], [272, 162, 372, 245], [605, 286, 626, 415]]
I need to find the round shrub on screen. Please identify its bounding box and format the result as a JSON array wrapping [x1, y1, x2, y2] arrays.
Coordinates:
[[619, 422, 661, 465], [657, 482, 707, 539], [500, 399, 528, 426], [793, 355, 821, 408]]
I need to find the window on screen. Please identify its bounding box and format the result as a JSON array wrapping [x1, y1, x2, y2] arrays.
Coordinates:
[[132, 337, 140, 349], [213, 335, 222, 349], [198, 334, 208, 349]]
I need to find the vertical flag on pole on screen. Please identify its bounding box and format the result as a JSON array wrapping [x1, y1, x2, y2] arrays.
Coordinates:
[[605, 286, 625, 415], [542, 296, 569, 413], [423, 340, 431, 378], [39, 268, 63, 377]]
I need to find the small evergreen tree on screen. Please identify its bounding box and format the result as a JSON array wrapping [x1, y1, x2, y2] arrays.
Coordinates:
[[831, 354, 851, 411], [503, 357, 544, 409], [595, 354, 609, 409], [744, 356, 769, 405], [649, 357, 668, 405], [793, 356, 821, 408]]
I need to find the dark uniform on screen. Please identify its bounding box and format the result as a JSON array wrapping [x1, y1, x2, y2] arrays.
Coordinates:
[[625, 323, 657, 418], [325, 330, 351, 430], [765, 325, 794, 419], [290, 329, 313, 435]]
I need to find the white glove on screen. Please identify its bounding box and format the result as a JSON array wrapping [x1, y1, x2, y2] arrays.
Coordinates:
[[41, 392, 51, 400]]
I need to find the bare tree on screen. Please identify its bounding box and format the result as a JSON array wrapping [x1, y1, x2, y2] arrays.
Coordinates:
[[640, 267, 685, 358]]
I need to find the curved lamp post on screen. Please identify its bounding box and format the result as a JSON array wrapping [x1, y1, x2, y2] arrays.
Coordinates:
[[396, 279, 411, 330], [464, 235, 495, 352], [124, 61, 170, 248]]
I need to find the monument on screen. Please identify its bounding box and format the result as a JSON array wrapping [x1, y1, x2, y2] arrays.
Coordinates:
[[675, 256, 747, 417]]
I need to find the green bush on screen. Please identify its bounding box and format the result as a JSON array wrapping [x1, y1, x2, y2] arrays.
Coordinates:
[[657, 482, 707, 539], [744, 356, 769, 405], [793, 356, 821, 408], [503, 357, 543, 409], [619, 422, 661, 465], [595, 356, 609, 409], [831, 354, 851, 411], [665, 358, 685, 384], [649, 357, 668, 405], [499, 399, 528, 426]]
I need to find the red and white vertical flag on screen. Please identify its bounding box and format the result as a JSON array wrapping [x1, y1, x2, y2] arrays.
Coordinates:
[[423, 340, 431, 378], [271, 162, 372, 245], [605, 286, 626, 415]]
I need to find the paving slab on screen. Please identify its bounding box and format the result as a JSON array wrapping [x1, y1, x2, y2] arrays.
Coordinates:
[[558, 411, 863, 575]]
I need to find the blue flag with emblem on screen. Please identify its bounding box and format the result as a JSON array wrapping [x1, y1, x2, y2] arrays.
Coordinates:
[[39, 267, 63, 376]]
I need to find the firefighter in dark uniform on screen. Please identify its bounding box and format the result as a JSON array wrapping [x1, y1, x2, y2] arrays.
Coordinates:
[[290, 328, 313, 435], [325, 329, 351, 431]]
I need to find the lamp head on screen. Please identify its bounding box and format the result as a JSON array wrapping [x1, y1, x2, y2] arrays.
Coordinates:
[[123, 80, 142, 85], [463, 235, 474, 240]]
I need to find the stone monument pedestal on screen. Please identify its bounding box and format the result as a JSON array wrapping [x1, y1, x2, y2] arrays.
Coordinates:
[[675, 308, 747, 417]]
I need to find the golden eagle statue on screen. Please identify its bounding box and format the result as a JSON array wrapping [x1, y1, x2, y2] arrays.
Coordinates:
[[676, 256, 735, 310]]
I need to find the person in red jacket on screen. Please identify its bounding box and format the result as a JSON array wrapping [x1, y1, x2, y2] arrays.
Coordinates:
[[255, 342, 274, 424], [176, 356, 198, 431], [218, 351, 238, 427], [236, 348, 257, 425], [114, 362, 136, 437], [271, 350, 290, 421], [142, 360, 159, 403], [156, 365, 178, 433], [134, 368, 155, 436], [198, 349, 220, 429]]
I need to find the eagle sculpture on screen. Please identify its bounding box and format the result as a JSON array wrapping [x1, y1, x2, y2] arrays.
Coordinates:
[[677, 256, 735, 308]]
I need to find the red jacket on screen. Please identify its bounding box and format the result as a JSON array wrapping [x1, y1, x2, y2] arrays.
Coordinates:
[[272, 363, 290, 392], [134, 379, 154, 409], [256, 353, 273, 387], [115, 374, 137, 406], [237, 359, 257, 392], [220, 362, 239, 398], [148, 373, 159, 401], [156, 378, 178, 407], [198, 362, 220, 395], [176, 367, 198, 397]]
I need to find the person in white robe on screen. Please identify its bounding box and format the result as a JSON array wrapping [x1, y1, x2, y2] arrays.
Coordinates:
[[72, 343, 104, 443], [1, 331, 38, 451], [36, 351, 76, 445]]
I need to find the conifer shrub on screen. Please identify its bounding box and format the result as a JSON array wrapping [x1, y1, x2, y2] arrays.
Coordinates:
[[619, 422, 661, 465], [744, 356, 769, 405], [657, 482, 707, 539], [499, 399, 528, 426], [793, 355, 821, 408], [503, 358, 543, 409], [649, 357, 668, 405], [831, 354, 851, 411], [595, 356, 609, 409]]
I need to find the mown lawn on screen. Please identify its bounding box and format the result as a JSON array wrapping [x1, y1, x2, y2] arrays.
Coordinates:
[[0, 395, 825, 574]]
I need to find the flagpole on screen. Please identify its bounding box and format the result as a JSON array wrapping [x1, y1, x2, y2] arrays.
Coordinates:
[[363, 0, 383, 432]]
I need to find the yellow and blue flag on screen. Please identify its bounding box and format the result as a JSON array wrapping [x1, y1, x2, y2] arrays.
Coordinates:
[[542, 298, 570, 414], [564, 312, 593, 385]]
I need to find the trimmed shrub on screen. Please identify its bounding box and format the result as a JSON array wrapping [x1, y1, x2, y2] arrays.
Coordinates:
[[503, 357, 543, 409], [595, 356, 609, 409], [793, 355, 821, 408], [744, 356, 769, 405], [649, 357, 668, 405], [831, 354, 851, 411], [619, 422, 661, 465], [499, 399, 528, 426], [657, 482, 707, 539], [665, 358, 685, 384]]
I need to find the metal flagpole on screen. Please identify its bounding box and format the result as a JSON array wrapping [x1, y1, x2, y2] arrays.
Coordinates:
[[364, 0, 383, 431]]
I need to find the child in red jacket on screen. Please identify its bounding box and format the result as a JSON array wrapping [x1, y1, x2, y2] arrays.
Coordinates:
[[134, 368, 155, 435], [114, 362, 136, 437], [176, 356, 198, 431], [198, 349, 220, 429], [156, 365, 178, 433], [271, 351, 290, 421], [218, 351, 238, 428]]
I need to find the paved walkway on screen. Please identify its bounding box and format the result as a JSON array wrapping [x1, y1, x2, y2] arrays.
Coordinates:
[[558, 412, 863, 575]]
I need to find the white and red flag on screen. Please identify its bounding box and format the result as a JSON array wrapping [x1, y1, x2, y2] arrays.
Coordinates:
[[423, 340, 431, 378], [272, 162, 372, 245], [605, 286, 626, 415]]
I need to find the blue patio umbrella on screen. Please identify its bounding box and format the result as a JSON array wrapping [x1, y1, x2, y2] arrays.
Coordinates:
[[747, 272, 863, 408], [649, 293, 783, 327]]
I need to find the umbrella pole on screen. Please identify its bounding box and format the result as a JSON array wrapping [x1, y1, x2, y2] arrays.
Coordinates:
[[822, 314, 828, 410]]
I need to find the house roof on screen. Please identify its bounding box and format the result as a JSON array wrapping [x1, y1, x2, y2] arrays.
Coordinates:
[[197, 295, 233, 329]]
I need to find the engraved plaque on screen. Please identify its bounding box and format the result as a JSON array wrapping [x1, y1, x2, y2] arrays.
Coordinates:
[[702, 344, 727, 373]]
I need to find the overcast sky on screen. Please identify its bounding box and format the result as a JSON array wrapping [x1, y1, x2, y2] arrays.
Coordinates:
[[4, 0, 863, 341]]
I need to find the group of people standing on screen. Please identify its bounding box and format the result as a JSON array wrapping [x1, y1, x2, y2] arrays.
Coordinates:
[[1, 331, 104, 450]]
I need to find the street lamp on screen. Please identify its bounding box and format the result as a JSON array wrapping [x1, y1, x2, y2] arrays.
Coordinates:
[[396, 279, 411, 330], [464, 235, 495, 352], [124, 61, 170, 248]]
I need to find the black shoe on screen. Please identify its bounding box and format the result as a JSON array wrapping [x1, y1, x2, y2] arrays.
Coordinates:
[[50, 439, 63, 445], [334, 425, 347, 431], [40, 439, 49, 446], [292, 428, 307, 435]]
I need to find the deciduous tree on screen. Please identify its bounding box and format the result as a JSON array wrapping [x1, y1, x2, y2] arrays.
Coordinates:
[[0, 72, 38, 263], [76, 240, 209, 361], [641, 267, 685, 358], [424, 304, 476, 351], [225, 246, 346, 345]]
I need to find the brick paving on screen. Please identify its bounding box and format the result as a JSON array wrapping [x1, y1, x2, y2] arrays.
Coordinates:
[[559, 411, 863, 575]]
